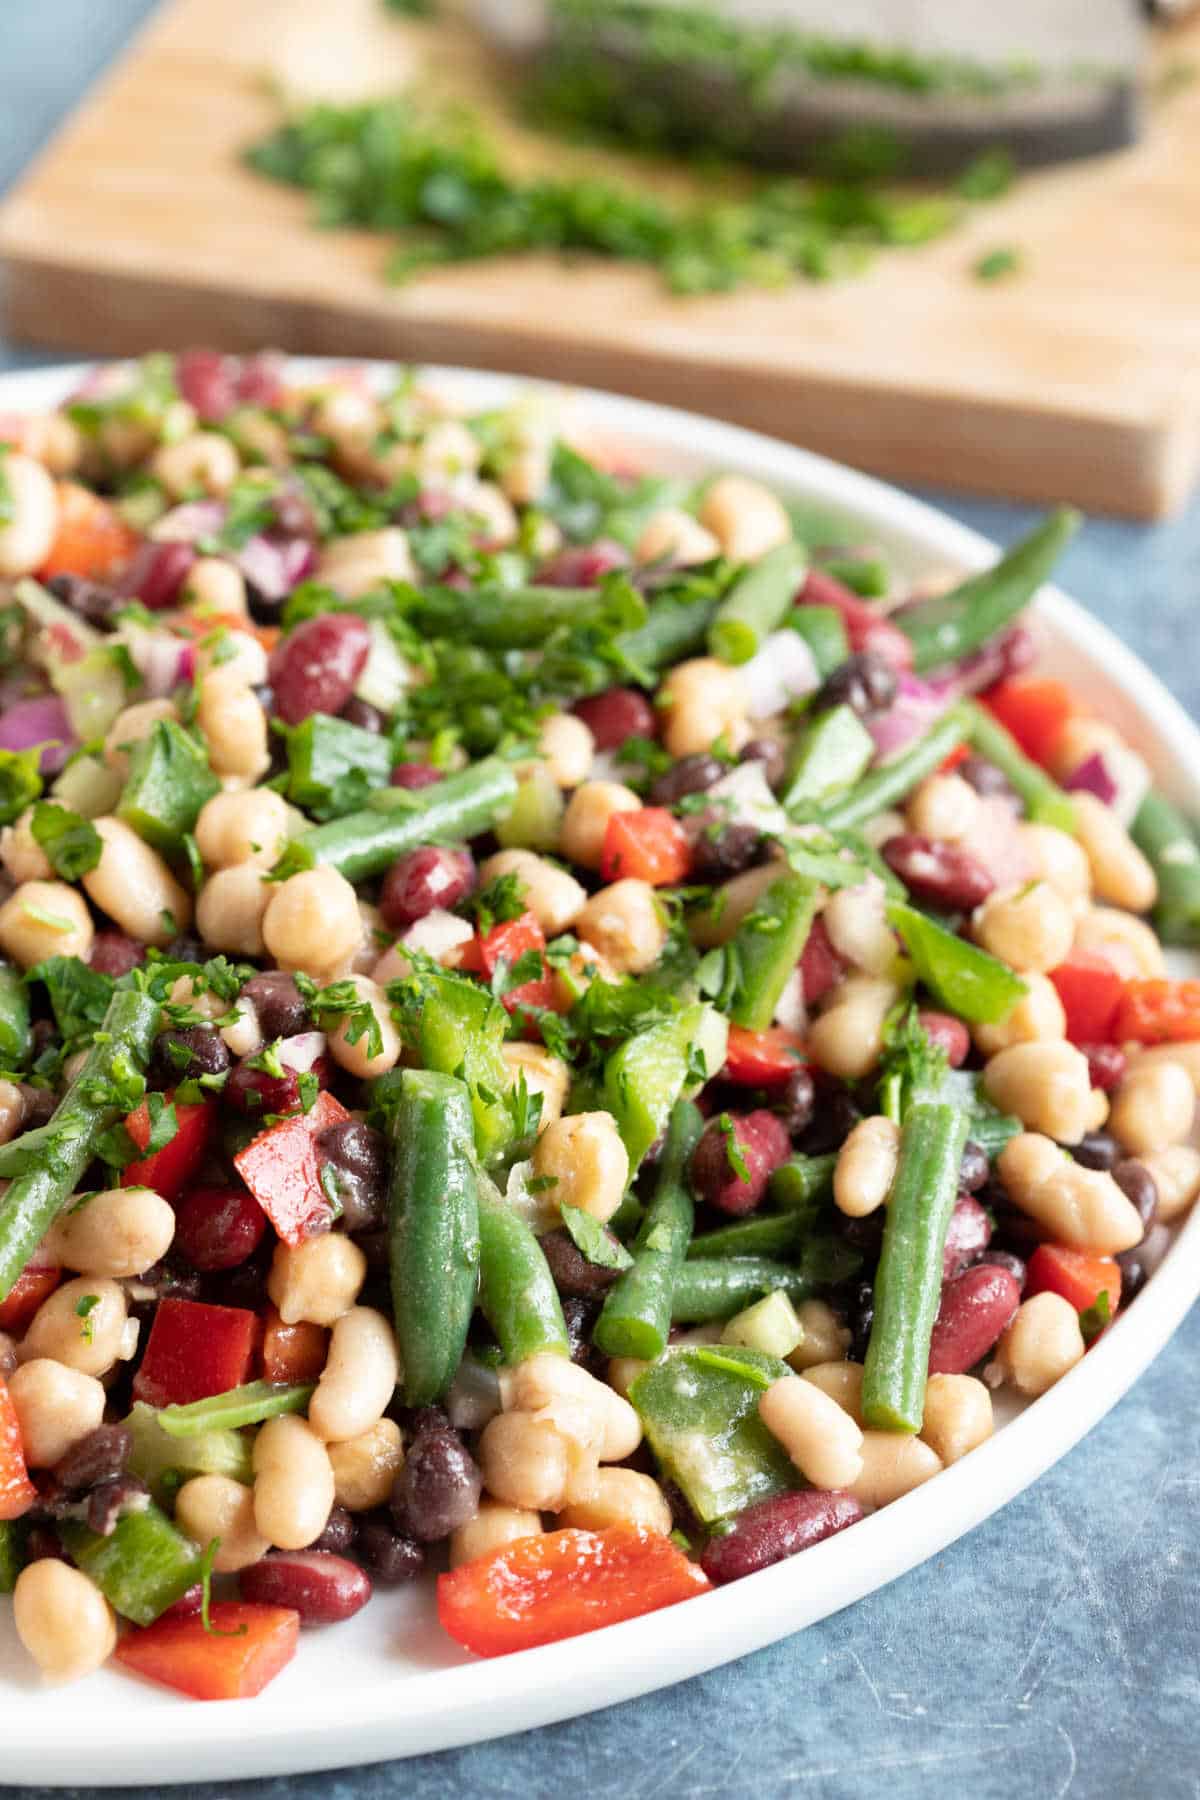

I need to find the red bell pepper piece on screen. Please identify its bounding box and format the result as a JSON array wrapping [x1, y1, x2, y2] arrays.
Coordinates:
[[233, 1089, 349, 1246], [799, 916, 845, 1004], [798, 569, 914, 672], [723, 1025, 807, 1087], [460, 911, 546, 979], [938, 743, 972, 775], [1027, 1245, 1122, 1318], [39, 481, 140, 582], [260, 1305, 329, 1385], [114, 1603, 299, 1701], [121, 1095, 214, 1201], [0, 1264, 61, 1333], [981, 678, 1084, 770], [437, 1524, 710, 1657], [0, 1375, 36, 1521], [133, 1297, 258, 1409], [1114, 979, 1200, 1046], [600, 808, 691, 886], [1049, 953, 1125, 1045]]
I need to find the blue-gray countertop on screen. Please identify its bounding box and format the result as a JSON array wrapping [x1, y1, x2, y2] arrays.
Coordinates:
[[3, 7, 1200, 1796]]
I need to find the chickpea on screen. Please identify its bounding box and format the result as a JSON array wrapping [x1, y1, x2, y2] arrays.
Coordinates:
[[82, 817, 191, 948], [699, 475, 791, 564], [1109, 1061, 1194, 1155], [808, 977, 899, 1081], [1016, 824, 1091, 913], [151, 431, 240, 499], [479, 1411, 573, 1512], [8, 1361, 105, 1467], [973, 971, 1066, 1057], [848, 1433, 943, 1508], [500, 1352, 641, 1463], [0, 808, 52, 884], [325, 976, 401, 1080], [175, 1475, 271, 1573], [21, 1276, 131, 1378], [834, 1115, 901, 1218], [195, 627, 269, 689], [983, 1041, 1096, 1144], [0, 453, 58, 577], [574, 879, 667, 977], [659, 656, 749, 758], [690, 861, 783, 949], [801, 1361, 866, 1426], [1137, 1145, 1200, 1224], [973, 880, 1075, 974], [997, 1133, 1143, 1254], [823, 882, 898, 976], [103, 698, 179, 777], [197, 669, 270, 781], [415, 418, 481, 483], [785, 1300, 852, 1373], [532, 1112, 629, 1225], [635, 507, 721, 568], [1128, 1041, 1200, 1097], [309, 1306, 399, 1444], [920, 1373, 993, 1465], [13, 1561, 116, 1684], [308, 383, 382, 456], [560, 1467, 672, 1536], [329, 1418, 405, 1513], [316, 528, 415, 598], [993, 1292, 1084, 1397], [461, 480, 520, 550], [0, 1079, 26, 1148], [264, 867, 363, 976], [498, 439, 553, 508], [0, 880, 94, 968], [22, 412, 83, 477], [553, 940, 620, 1010], [537, 712, 594, 789], [43, 1185, 174, 1279], [196, 864, 269, 956], [560, 780, 642, 871], [267, 1234, 366, 1327], [253, 1415, 336, 1552], [1068, 794, 1157, 913], [450, 1499, 543, 1569], [502, 1042, 571, 1132], [479, 850, 586, 937], [180, 555, 248, 618], [906, 774, 981, 843], [1074, 906, 1165, 980]]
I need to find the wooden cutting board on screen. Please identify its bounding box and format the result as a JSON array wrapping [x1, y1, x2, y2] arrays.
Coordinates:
[[1, 0, 1198, 517]]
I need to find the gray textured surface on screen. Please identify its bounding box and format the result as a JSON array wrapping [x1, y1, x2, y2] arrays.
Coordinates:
[[2, 6, 1200, 1795]]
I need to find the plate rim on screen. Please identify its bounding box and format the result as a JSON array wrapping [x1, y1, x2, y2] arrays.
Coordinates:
[[3, 357, 1198, 1786]]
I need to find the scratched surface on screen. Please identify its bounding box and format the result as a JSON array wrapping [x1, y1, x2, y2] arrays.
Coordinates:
[[4, 6, 1200, 1797]]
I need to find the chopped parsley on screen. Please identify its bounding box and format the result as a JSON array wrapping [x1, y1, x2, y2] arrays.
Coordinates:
[[0, 746, 44, 827], [1079, 1289, 1113, 1346], [717, 1112, 751, 1184], [559, 1202, 635, 1273], [973, 246, 1022, 283], [30, 801, 103, 880]]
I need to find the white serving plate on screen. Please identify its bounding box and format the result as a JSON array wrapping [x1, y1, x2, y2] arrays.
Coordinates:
[[2, 361, 1198, 1787]]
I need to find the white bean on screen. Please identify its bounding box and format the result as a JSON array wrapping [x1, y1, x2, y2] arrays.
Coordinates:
[[253, 1415, 336, 1551], [20, 1276, 130, 1378], [7, 1360, 105, 1467], [175, 1474, 271, 1573], [0, 454, 58, 577], [758, 1374, 864, 1490], [82, 817, 191, 947], [0, 880, 94, 968], [308, 1306, 399, 1443], [43, 1185, 174, 1279]]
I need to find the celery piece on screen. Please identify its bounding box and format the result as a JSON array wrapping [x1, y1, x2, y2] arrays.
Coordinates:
[[124, 1400, 254, 1501], [158, 1380, 314, 1438]]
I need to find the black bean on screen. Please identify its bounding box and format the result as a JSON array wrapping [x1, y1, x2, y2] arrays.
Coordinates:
[[1115, 1250, 1148, 1305], [539, 1228, 622, 1299], [839, 1210, 885, 1260], [18, 1084, 56, 1130], [776, 1066, 815, 1139], [958, 1141, 990, 1194], [341, 696, 385, 733], [392, 1428, 481, 1543], [957, 755, 1019, 803], [151, 1025, 231, 1087], [306, 1505, 357, 1556], [797, 1086, 861, 1156], [686, 819, 763, 881], [355, 1514, 425, 1586], [53, 1424, 132, 1494], [85, 1476, 150, 1538], [242, 971, 310, 1040], [393, 1404, 452, 1440], [563, 1295, 602, 1367], [1113, 1159, 1157, 1231], [816, 652, 897, 719], [647, 753, 725, 808], [849, 1280, 874, 1363], [738, 738, 786, 790], [973, 1249, 1027, 1296], [317, 1119, 388, 1233], [1072, 1131, 1119, 1173], [45, 573, 123, 626], [164, 934, 207, 966]]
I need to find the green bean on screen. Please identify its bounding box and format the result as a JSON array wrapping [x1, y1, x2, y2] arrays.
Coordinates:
[[1132, 790, 1200, 947], [768, 1152, 837, 1219], [862, 1101, 971, 1433], [670, 1256, 817, 1323], [898, 509, 1080, 673], [788, 605, 848, 678], [962, 700, 1076, 831], [613, 595, 717, 679], [407, 581, 644, 648], [0, 962, 30, 1068], [686, 1212, 805, 1260], [0, 985, 159, 1301], [819, 556, 890, 599], [477, 1176, 569, 1366], [782, 704, 875, 814], [708, 541, 808, 665], [728, 871, 820, 1032], [594, 1100, 701, 1360], [272, 756, 517, 882], [0, 1519, 26, 1594], [815, 706, 971, 832]]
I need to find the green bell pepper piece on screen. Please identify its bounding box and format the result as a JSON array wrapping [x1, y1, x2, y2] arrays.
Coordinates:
[[782, 704, 875, 814], [887, 899, 1026, 1025], [416, 972, 513, 1163], [117, 719, 219, 855], [631, 1345, 797, 1523], [603, 1002, 727, 1168]]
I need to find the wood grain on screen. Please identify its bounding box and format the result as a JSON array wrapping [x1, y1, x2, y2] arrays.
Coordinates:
[[0, 0, 1197, 516]]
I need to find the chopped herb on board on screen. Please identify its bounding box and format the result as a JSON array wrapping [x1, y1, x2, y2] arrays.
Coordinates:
[[973, 246, 1022, 282]]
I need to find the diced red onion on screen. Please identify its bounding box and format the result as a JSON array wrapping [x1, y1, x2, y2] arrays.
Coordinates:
[[868, 674, 950, 763], [151, 500, 226, 545], [276, 1031, 327, 1074], [121, 628, 192, 699], [0, 695, 76, 771], [401, 908, 475, 962], [928, 626, 1037, 700], [538, 539, 630, 588], [739, 629, 819, 720], [235, 535, 317, 601], [1064, 746, 1150, 827], [1064, 751, 1119, 807], [708, 762, 789, 838], [772, 966, 808, 1035]]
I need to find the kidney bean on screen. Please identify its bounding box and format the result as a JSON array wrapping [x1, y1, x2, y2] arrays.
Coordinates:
[[224, 1061, 302, 1118], [115, 540, 196, 611], [738, 737, 786, 791], [317, 1120, 388, 1233], [799, 918, 846, 1005], [86, 1475, 150, 1538], [974, 1249, 1027, 1296], [881, 834, 995, 912], [571, 686, 655, 750], [942, 1193, 992, 1280], [239, 1552, 372, 1625], [539, 541, 629, 587], [379, 845, 475, 931], [701, 1489, 863, 1585], [928, 1263, 1021, 1375], [46, 573, 123, 627], [1072, 1130, 1119, 1172], [687, 819, 763, 882], [1080, 1043, 1126, 1093], [355, 1513, 425, 1586], [18, 1083, 55, 1130], [815, 652, 898, 719], [306, 1506, 357, 1556], [690, 1110, 791, 1217], [241, 971, 310, 1041], [776, 1066, 816, 1138], [235, 352, 286, 413], [176, 347, 238, 421], [269, 613, 372, 725], [917, 1010, 970, 1068], [89, 930, 145, 977], [393, 1427, 482, 1542], [53, 1424, 132, 1494], [648, 753, 726, 808], [390, 762, 443, 790], [1113, 1159, 1157, 1231], [539, 1227, 623, 1298], [175, 1186, 268, 1272], [958, 1141, 990, 1195], [341, 697, 385, 733], [958, 755, 1019, 804], [797, 1084, 861, 1157], [151, 1025, 230, 1087]]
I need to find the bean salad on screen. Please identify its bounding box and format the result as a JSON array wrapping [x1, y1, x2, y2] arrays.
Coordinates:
[[0, 351, 1197, 1697]]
